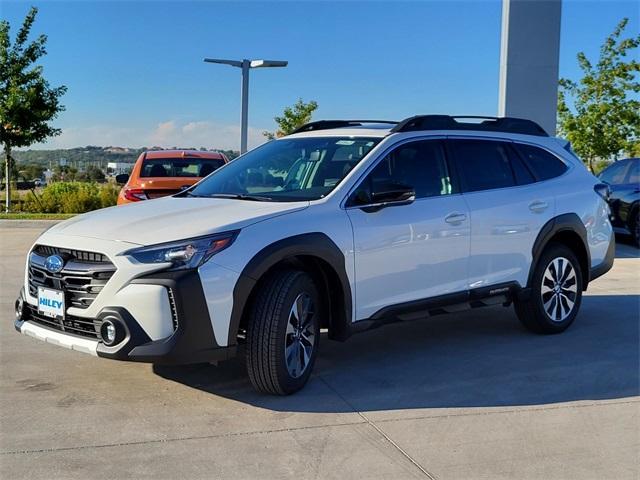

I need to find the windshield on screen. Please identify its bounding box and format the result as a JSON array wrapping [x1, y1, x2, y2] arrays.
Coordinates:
[[185, 137, 381, 201]]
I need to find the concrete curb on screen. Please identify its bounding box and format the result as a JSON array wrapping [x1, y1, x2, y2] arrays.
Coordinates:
[[0, 219, 61, 229]]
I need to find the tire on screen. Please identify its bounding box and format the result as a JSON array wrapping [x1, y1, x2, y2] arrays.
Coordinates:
[[515, 243, 583, 334], [246, 269, 321, 395]]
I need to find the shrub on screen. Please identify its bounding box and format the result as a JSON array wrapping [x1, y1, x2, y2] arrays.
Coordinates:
[[99, 183, 120, 209], [22, 182, 120, 214]]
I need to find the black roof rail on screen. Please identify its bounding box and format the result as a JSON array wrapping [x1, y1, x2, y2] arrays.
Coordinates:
[[290, 120, 398, 135], [390, 115, 548, 137]]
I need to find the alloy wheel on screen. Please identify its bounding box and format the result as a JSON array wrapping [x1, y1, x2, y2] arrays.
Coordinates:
[[541, 257, 577, 322], [284, 292, 316, 378]]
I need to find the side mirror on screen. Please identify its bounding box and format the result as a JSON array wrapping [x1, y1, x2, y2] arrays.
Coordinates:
[[355, 182, 416, 213], [115, 173, 129, 185]]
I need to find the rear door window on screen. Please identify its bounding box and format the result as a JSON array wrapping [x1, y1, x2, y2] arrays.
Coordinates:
[[448, 139, 517, 192], [508, 145, 536, 185], [514, 144, 568, 181]]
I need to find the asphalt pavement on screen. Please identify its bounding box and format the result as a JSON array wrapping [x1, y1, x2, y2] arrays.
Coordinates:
[[1, 221, 638, 479]]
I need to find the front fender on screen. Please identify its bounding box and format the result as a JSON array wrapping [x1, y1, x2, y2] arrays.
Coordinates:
[[227, 232, 353, 345]]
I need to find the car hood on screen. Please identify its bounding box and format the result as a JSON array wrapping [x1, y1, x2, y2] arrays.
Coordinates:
[[47, 197, 309, 245]]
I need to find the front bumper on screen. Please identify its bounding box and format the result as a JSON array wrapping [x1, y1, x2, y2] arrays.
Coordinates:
[[15, 269, 237, 365]]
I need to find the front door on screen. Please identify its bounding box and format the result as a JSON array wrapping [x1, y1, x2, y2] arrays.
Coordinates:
[[346, 139, 470, 320]]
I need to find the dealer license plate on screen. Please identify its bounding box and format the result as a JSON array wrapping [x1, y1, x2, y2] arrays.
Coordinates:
[[37, 287, 65, 320]]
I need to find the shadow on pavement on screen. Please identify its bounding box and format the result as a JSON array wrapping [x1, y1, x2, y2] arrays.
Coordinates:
[[615, 235, 639, 258], [154, 293, 640, 413]]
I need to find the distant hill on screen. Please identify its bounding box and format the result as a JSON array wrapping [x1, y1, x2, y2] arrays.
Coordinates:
[[12, 146, 239, 169]]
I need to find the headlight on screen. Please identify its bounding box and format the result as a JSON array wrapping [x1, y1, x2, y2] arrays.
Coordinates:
[[124, 231, 238, 271]]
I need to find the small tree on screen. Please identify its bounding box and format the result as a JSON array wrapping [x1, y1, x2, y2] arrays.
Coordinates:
[[263, 98, 318, 139], [1, 7, 67, 212], [557, 18, 639, 172], [79, 165, 105, 182]]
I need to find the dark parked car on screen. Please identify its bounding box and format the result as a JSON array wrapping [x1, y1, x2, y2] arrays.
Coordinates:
[[599, 158, 639, 246]]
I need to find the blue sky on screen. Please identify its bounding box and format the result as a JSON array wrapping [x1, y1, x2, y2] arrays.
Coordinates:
[[2, 0, 638, 150]]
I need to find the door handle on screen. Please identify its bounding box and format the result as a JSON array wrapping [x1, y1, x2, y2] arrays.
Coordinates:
[[445, 212, 467, 224], [528, 200, 548, 213]]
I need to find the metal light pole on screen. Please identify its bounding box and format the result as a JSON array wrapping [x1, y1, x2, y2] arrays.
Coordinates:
[[204, 58, 288, 154]]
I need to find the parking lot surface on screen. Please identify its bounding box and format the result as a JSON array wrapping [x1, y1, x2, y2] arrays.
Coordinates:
[[1, 221, 638, 479]]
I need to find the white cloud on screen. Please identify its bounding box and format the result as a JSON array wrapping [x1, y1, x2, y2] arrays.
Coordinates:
[[149, 120, 178, 145], [34, 120, 267, 151]]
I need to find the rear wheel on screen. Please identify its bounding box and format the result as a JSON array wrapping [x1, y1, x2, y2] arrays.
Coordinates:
[[515, 243, 583, 334], [246, 269, 320, 395]]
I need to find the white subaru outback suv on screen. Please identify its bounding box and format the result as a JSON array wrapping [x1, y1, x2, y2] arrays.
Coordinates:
[[15, 115, 615, 395]]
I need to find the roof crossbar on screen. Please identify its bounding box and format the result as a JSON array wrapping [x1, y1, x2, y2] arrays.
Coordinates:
[[390, 115, 548, 136], [290, 120, 399, 135]]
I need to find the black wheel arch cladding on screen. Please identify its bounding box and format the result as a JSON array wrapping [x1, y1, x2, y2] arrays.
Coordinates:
[[228, 232, 353, 345], [120, 269, 233, 364], [529, 213, 591, 289]]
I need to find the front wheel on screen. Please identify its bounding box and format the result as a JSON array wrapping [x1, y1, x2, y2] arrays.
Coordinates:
[[515, 243, 583, 334], [246, 269, 320, 395]]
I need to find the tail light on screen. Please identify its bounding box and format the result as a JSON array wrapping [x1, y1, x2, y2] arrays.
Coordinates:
[[594, 183, 610, 201], [123, 188, 148, 202]]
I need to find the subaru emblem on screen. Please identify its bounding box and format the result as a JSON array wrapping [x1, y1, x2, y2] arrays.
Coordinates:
[[44, 255, 65, 273]]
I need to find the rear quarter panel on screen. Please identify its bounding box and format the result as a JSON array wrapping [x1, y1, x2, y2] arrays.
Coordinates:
[[550, 153, 613, 268]]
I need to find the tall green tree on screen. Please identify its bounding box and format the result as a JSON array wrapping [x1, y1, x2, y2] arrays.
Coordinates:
[[557, 18, 639, 172], [263, 98, 318, 139], [1, 7, 66, 212]]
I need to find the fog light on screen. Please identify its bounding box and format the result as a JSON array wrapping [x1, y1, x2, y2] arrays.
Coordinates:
[[100, 320, 122, 346], [15, 297, 25, 321], [106, 323, 116, 342]]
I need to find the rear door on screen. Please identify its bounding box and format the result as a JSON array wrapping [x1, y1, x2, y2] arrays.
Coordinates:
[[447, 137, 557, 289], [346, 138, 470, 319]]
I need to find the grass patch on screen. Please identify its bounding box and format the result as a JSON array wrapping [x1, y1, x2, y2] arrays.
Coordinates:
[[0, 212, 76, 220]]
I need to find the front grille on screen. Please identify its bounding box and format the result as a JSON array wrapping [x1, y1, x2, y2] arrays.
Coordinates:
[[33, 245, 110, 264], [24, 304, 101, 339], [28, 245, 116, 309]]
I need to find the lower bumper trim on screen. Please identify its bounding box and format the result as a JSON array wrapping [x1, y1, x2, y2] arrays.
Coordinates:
[[16, 319, 98, 356]]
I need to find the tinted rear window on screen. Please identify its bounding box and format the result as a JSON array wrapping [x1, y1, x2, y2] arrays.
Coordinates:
[[449, 139, 517, 192], [140, 158, 225, 178], [509, 147, 536, 185], [515, 144, 568, 181]]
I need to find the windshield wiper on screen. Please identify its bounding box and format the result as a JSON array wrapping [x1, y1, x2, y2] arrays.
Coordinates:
[[180, 190, 203, 198], [206, 193, 273, 202]]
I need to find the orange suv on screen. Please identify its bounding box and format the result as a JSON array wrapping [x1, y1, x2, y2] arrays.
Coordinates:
[[117, 150, 229, 205]]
